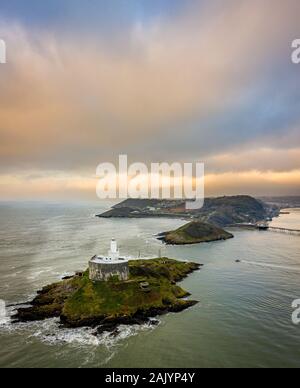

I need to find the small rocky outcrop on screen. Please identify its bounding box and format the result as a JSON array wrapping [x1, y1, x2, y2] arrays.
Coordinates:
[[158, 221, 234, 245]]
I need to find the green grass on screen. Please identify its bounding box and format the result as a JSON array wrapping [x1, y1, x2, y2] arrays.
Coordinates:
[[62, 258, 199, 323], [17, 258, 200, 326], [163, 221, 234, 245]]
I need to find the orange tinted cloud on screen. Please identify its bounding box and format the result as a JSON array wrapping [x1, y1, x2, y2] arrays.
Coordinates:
[[0, 168, 299, 201], [205, 170, 300, 196], [0, 0, 299, 198]]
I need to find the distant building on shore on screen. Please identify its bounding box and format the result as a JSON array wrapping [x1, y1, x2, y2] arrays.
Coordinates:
[[89, 239, 129, 282]]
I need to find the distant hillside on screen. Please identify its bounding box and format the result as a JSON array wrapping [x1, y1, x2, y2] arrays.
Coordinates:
[[195, 196, 272, 226], [259, 196, 300, 209], [158, 221, 234, 245], [98, 195, 279, 227]]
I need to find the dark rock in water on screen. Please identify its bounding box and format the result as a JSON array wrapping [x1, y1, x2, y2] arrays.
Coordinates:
[[110, 329, 120, 338], [14, 279, 82, 323], [96, 315, 154, 336], [168, 300, 198, 313], [148, 319, 160, 326], [62, 272, 82, 280], [235, 260, 241, 263], [16, 304, 62, 322], [97, 322, 119, 335]]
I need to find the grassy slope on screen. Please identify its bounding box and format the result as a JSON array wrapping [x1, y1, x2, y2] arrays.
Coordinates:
[[163, 221, 234, 245], [60, 259, 200, 326], [98, 196, 270, 227], [16, 259, 200, 327]]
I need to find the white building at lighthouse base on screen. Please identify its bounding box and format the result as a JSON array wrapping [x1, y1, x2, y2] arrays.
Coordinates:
[[89, 239, 129, 282]]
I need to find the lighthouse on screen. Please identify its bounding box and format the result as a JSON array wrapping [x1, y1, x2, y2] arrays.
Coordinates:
[[108, 239, 120, 261], [89, 239, 129, 282]]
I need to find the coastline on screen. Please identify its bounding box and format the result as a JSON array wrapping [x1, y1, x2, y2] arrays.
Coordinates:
[[14, 258, 202, 333]]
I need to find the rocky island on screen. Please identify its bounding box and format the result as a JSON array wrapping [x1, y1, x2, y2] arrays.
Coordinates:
[[158, 221, 234, 245], [14, 258, 201, 333]]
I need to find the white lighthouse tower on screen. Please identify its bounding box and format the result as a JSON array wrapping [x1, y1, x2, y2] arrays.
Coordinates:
[[89, 239, 129, 282], [108, 239, 120, 261]]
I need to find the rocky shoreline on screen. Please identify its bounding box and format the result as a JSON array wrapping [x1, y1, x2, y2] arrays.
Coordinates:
[[14, 258, 202, 335]]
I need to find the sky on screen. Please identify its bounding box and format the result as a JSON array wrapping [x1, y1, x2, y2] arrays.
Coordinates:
[[0, 0, 300, 200]]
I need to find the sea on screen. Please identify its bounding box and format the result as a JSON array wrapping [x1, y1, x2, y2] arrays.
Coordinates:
[[0, 201, 299, 368]]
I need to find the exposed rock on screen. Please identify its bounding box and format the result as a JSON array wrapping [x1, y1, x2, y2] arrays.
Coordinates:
[[14, 258, 201, 329]]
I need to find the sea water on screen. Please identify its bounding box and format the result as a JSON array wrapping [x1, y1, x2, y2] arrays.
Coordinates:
[[0, 201, 299, 368]]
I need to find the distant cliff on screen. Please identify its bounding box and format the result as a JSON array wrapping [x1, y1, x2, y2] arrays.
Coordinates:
[[98, 196, 278, 227]]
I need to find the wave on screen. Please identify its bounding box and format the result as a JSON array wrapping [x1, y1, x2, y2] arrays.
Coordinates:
[[241, 260, 300, 272], [0, 305, 160, 363]]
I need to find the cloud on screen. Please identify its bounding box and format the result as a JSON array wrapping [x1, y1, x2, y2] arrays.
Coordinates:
[[0, 0, 300, 197], [0, 171, 97, 200], [204, 147, 300, 174], [1, 167, 299, 201], [205, 170, 300, 197]]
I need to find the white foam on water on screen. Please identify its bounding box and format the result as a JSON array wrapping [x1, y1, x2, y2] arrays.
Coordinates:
[[0, 303, 12, 327], [0, 317, 10, 326], [241, 260, 300, 272], [27, 267, 53, 281], [29, 319, 102, 347], [59, 272, 74, 280], [4, 272, 18, 279], [0, 310, 10, 326], [0, 304, 161, 358]]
